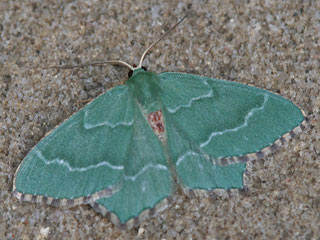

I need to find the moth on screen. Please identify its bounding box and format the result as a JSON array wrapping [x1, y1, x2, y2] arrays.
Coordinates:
[[13, 17, 307, 230]]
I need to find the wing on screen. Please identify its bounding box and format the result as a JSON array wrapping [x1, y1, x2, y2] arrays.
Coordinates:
[[158, 72, 306, 191], [14, 83, 173, 228], [13, 85, 134, 205], [90, 101, 172, 229]]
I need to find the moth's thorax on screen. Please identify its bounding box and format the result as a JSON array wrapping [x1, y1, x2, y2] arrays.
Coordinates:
[[126, 69, 162, 113]]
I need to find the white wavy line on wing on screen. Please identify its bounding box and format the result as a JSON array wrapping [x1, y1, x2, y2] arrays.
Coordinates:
[[200, 93, 269, 148], [124, 163, 168, 181], [35, 147, 124, 172], [167, 89, 213, 113], [83, 116, 134, 129], [176, 151, 199, 166], [83, 86, 134, 129]]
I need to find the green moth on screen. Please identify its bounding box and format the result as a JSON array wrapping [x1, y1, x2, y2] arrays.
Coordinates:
[[13, 18, 307, 230]]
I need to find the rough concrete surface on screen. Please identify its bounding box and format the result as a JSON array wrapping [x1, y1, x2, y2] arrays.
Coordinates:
[[1, 0, 319, 239]]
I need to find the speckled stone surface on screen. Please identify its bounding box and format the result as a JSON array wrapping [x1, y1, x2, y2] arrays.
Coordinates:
[[1, 0, 319, 239]]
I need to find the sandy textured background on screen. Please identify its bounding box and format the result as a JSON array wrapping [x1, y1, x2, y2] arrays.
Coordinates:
[[1, 0, 319, 239]]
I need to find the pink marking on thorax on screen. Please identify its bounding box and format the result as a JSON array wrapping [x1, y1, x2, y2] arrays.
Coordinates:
[[148, 110, 165, 142]]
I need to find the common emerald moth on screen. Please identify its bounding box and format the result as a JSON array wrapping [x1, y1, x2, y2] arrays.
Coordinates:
[[13, 17, 307, 230]]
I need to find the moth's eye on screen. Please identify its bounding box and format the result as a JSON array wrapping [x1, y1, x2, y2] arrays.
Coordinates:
[[132, 64, 137, 68], [128, 70, 133, 78], [142, 66, 147, 71]]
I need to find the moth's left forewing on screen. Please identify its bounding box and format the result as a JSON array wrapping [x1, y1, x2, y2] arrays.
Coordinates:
[[13, 86, 133, 207]]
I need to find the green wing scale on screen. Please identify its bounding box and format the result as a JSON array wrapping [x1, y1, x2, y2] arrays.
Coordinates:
[[14, 68, 306, 229]]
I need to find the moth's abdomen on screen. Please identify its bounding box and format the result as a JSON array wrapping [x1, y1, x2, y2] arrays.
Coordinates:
[[147, 110, 165, 143]]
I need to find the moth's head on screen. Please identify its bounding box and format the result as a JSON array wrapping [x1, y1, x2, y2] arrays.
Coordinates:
[[128, 65, 148, 78]]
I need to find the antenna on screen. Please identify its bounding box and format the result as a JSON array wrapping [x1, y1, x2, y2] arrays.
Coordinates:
[[46, 15, 187, 71], [46, 60, 134, 71], [137, 15, 187, 69]]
